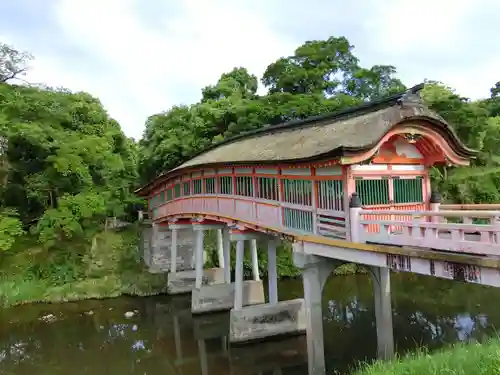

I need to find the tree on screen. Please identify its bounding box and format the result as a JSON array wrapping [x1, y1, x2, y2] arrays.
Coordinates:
[[201, 67, 258, 102], [0, 42, 33, 83]]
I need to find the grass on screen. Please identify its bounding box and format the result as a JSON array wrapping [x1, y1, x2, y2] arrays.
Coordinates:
[[354, 339, 500, 375], [0, 226, 168, 308], [0, 226, 363, 309]]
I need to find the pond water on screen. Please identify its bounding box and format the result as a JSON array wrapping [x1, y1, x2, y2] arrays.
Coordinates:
[[2, 272, 500, 375]]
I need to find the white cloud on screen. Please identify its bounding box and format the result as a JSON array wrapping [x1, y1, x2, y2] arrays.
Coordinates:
[[3, 0, 500, 140], [361, 0, 500, 99], [47, 0, 296, 139]]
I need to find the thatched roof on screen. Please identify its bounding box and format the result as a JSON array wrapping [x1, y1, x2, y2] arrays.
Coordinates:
[[173, 85, 474, 171], [136, 84, 476, 195]]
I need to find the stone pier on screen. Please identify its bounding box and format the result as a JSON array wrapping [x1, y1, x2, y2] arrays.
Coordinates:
[[191, 225, 265, 314], [229, 231, 306, 343], [167, 222, 226, 294]]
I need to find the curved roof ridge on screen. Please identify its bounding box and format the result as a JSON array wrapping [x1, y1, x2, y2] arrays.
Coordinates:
[[183, 83, 427, 162]]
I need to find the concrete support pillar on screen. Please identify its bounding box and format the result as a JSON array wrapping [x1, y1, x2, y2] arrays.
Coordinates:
[[195, 229, 205, 289], [216, 228, 225, 269], [293, 249, 337, 375], [173, 315, 183, 362], [170, 227, 178, 274], [198, 339, 209, 375], [371, 266, 394, 360], [234, 239, 245, 310], [267, 239, 278, 304], [222, 227, 231, 283], [250, 239, 260, 281], [148, 222, 159, 266]]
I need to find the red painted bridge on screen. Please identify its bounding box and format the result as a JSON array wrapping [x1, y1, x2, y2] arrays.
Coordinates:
[[136, 85, 500, 375]]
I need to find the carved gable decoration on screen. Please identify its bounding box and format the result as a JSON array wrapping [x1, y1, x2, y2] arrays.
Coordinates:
[[372, 136, 424, 164]]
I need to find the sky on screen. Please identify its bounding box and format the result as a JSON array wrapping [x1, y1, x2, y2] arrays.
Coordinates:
[[1, 0, 499, 140]]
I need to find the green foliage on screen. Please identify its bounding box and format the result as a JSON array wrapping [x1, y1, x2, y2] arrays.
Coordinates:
[[0, 228, 167, 308], [0, 209, 24, 252], [2, 35, 500, 307]]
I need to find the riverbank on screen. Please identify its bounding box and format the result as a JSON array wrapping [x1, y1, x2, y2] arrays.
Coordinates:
[[0, 228, 168, 308], [355, 339, 500, 375], [0, 227, 362, 308]]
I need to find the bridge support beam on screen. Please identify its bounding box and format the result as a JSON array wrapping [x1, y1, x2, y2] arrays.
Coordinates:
[[169, 223, 225, 295], [293, 250, 337, 375], [229, 233, 305, 344], [192, 228, 265, 315], [370, 266, 394, 360]]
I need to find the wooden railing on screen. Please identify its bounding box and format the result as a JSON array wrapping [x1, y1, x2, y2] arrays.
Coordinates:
[[353, 208, 500, 255], [151, 194, 500, 256], [151, 195, 347, 240]]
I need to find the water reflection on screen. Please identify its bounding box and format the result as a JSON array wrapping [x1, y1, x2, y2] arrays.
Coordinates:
[[1, 273, 500, 375]]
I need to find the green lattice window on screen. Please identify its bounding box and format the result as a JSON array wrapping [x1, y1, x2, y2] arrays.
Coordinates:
[[166, 188, 173, 201], [219, 176, 233, 194], [355, 178, 389, 206], [236, 176, 253, 197], [283, 207, 313, 232], [283, 179, 312, 206], [318, 180, 344, 210], [193, 179, 202, 194], [257, 177, 278, 200], [174, 184, 181, 198], [183, 181, 191, 196], [204, 177, 216, 194], [159, 191, 165, 203], [393, 177, 423, 204]]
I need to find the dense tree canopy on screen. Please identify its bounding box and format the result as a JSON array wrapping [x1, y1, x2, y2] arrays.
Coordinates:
[[138, 35, 500, 209], [2, 35, 500, 253], [0, 42, 140, 250]]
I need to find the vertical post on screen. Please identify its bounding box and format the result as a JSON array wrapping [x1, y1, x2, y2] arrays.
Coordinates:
[[198, 339, 209, 375], [234, 240, 245, 310], [293, 250, 335, 375], [371, 266, 394, 360], [170, 227, 178, 274], [349, 193, 362, 242], [267, 239, 278, 304], [222, 227, 231, 283], [311, 170, 318, 234], [430, 191, 441, 223], [195, 228, 205, 289], [250, 239, 260, 281], [173, 315, 183, 362], [149, 222, 158, 267], [216, 228, 225, 269]]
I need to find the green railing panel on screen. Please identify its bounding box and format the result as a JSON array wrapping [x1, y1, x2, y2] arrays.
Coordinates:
[[236, 176, 253, 197], [193, 179, 202, 194], [204, 177, 216, 194], [318, 180, 344, 210], [393, 177, 424, 203], [183, 181, 190, 196], [257, 177, 278, 200], [174, 184, 181, 198], [219, 176, 233, 195], [355, 178, 390, 206], [283, 207, 313, 233], [282, 179, 312, 206]]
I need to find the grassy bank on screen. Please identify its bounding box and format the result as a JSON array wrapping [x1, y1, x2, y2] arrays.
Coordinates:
[[0, 227, 168, 308], [1, 226, 363, 309], [355, 339, 500, 375]]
